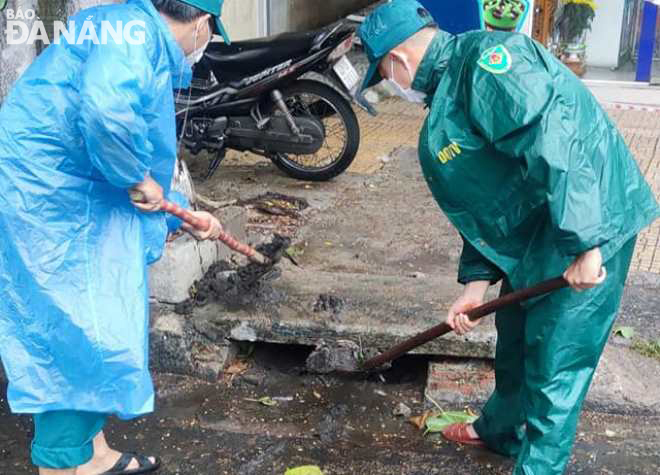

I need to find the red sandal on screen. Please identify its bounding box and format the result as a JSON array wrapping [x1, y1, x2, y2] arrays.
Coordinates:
[[442, 423, 486, 447]]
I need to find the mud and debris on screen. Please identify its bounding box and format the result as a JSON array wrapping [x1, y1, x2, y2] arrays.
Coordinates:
[[312, 294, 345, 317], [318, 404, 349, 443], [305, 340, 391, 374], [174, 235, 291, 315], [306, 340, 362, 374], [240, 192, 310, 218], [238, 192, 310, 236]]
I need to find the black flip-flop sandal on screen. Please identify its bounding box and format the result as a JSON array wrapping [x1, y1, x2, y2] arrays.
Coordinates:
[[101, 452, 161, 474]]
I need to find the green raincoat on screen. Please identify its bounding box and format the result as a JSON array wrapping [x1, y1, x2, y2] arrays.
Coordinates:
[[413, 31, 659, 474]]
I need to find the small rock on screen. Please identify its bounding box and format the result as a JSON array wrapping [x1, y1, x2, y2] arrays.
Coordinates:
[[605, 429, 617, 438], [393, 402, 412, 418], [305, 340, 361, 374], [241, 372, 264, 386], [363, 89, 381, 104]]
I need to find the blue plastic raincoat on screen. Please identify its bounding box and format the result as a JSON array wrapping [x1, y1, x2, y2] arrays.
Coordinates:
[[0, 0, 192, 418]]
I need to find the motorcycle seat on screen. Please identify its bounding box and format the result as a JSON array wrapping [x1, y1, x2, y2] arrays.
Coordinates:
[[202, 29, 323, 82]]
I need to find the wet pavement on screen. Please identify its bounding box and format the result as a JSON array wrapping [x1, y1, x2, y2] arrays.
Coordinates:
[[2, 345, 659, 475]]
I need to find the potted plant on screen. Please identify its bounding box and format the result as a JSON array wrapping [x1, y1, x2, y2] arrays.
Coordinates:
[[554, 0, 596, 76], [483, 0, 529, 32]]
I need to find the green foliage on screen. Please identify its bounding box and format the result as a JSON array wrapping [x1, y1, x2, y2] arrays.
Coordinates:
[[555, 3, 596, 44], [483, 0, 526, 18], [483, 0, 527, 29]]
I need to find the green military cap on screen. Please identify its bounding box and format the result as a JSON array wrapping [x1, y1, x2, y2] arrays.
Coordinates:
[[357, 0, 435, 93], [179, 0, 231, 44]]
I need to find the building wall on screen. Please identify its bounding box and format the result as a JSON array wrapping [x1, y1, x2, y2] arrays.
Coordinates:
[[221, 0, 374, 42], [221, 0, 265, 41], [269, 0, 373, 35], [1, 0, 40, 101], [586, 0, 626, 68], [1, 0, 370, 101]]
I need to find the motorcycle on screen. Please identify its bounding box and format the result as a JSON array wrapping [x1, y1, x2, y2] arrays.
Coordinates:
[[176, 21, 370, 182]]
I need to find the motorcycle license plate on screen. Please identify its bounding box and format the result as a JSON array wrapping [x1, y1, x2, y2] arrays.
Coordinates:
[[333, 56, 360, 92]]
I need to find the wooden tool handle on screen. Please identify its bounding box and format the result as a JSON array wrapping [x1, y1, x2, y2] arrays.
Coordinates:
[[360, 276, 568, 370], [161, 200, 210, 231], [130, 191, 271, 265]]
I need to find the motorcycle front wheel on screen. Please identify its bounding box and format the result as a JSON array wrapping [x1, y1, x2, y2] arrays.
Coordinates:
[[266, 80, 360, 182]]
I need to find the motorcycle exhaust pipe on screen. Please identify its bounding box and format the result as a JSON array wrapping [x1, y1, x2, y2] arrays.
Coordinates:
[[271, 90, 301, 136]]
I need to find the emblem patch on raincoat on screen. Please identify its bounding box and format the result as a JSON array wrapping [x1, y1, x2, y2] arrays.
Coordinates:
[[477, 45, 512, 74]]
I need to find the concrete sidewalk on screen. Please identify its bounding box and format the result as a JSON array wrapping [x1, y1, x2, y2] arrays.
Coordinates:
[[349, 98, 660, 274], [181, 95, 660, 414]]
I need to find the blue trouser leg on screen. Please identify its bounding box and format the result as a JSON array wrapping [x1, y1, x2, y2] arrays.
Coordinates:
[[31, 410, 107, 469]]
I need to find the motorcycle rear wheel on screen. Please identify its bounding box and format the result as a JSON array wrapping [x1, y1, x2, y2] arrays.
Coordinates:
[[266, 80, 360, 182]]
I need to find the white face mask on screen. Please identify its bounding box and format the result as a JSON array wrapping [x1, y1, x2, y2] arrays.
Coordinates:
[[384, 56, 427, 104], [186, 19, 211, 66], [186, 44, 208, 66]]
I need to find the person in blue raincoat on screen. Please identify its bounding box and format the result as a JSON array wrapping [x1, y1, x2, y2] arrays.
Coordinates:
[[357, 1, 659, 475], [0, 1, 231, 474]]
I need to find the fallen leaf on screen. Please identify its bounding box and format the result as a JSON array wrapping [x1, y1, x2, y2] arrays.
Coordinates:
[[245, 396, 278, 407], [424, 410, 478, 435], [409, 410, 433, 430], [286, 243, 306, 258], [613, 326, 635, 339], [224, 360, 249, 375], [258, 396, 278, 407], [285, 465, 324, 475]]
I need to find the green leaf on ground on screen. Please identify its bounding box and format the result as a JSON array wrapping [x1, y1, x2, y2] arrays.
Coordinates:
[[285, 466, 324, 475], [613, 326, 635, 339], [285, 243, 306, 258], [424, 410, 478, 435], [244, 396, 278, 407], [257, 396, 278, 406], [631, 339, 660, 361]]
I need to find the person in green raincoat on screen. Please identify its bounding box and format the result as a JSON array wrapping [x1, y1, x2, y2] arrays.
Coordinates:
[[357, 1, 659, 474]]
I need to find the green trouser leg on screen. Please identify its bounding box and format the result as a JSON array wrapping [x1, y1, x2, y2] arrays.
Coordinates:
[[514, 238, 635, 475], [32, 410, 107, 469], [472, 281, 526, 458], [476, 237, 636, 475]]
